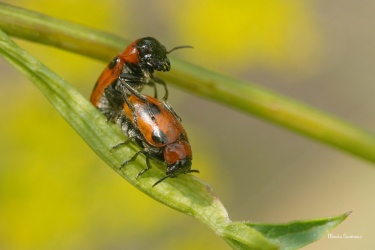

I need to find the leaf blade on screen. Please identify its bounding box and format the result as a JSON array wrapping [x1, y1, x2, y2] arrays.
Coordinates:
[[0, 28, 231, 234], [246, 212, 351, 250]]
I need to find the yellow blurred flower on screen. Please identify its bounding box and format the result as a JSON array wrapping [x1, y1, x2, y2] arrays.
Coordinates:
[[170, 0, 320, 72]]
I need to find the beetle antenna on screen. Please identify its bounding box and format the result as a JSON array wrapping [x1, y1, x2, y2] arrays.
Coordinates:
[[167, 45, 193, 54], [152, 169, 200, 187], [189, 169, 200, 174], [152, 175, 170, 187]]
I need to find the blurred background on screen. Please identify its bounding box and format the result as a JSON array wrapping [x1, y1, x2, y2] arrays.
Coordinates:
[[0, 0, 374, 249]]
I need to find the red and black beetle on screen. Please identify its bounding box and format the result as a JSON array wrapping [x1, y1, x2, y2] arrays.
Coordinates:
[[112, 94, 199, 187], [90, 37, 191, 121]]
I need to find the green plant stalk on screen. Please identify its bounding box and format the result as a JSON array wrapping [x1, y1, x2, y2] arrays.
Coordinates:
[[161, 62, 375, 162], [1, 2, 375, 163], [0, 2, 124, 61]]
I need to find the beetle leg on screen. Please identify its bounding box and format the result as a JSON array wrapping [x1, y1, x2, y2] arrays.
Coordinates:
[[152, 82, 158, 99], [136, 155, 152, 179], [162, 100, 182, 122], [120, 150, 147, 170], [110, 137, 133, 151], [118, 74, 148, 101], [103, 86, 123, 121], [118, 78, 156, 124], [153, 76, 168, 101], [120, 73, 158, 99], [152, 175, 170, 187], [123, 93, 138, 126]]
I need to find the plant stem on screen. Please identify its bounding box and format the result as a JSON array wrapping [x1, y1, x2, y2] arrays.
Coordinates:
[[163, 60, 375, 162]]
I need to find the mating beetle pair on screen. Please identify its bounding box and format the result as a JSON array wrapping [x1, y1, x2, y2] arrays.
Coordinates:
[[90, 37, 198, 186]]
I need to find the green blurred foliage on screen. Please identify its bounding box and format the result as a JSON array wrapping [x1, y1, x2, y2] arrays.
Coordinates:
[[0, 0, 338, 249], [169, 1, 320, 73]]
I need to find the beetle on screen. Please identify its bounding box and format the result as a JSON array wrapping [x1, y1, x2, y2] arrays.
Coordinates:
[[111, 93, 199, 187], [90, 37, 192, 122]]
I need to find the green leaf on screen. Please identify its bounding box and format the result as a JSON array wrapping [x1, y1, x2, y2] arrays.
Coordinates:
[[246, 211, 351, 250], [0, 26, 226, 224], [221, 222, 279, 250]]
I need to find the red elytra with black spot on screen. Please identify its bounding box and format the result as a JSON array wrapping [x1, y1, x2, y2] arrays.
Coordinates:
[[118, 94, 198, 187]]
